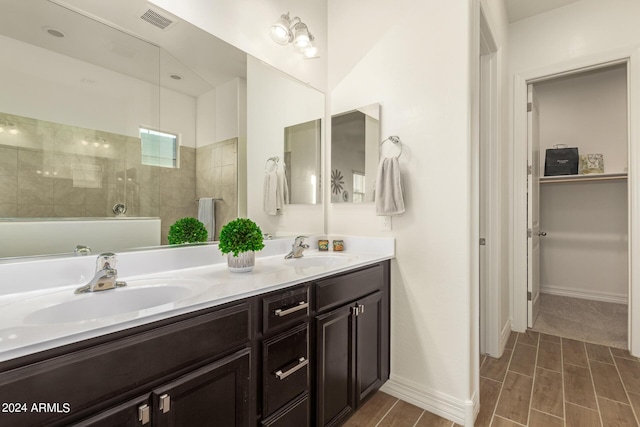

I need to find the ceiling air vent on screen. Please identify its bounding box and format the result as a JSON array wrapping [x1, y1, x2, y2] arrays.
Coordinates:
[[140, 7, 178, 30]]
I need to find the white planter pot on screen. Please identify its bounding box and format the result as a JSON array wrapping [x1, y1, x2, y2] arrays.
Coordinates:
[[227, 251, 255, 273]]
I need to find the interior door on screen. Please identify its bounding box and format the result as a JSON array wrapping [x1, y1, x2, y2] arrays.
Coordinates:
[[527, 84, 541, 328]]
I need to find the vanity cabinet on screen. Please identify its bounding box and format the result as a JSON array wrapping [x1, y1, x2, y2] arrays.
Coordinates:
[[72, 348, 250, 427], [0, 301, 252, 427], [0, 260, 390, 427], [314, 263, 390, 427]]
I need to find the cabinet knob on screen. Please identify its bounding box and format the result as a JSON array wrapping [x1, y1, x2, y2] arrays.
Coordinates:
[[138, 404, 150, 425], [159, 394, 171, 414]]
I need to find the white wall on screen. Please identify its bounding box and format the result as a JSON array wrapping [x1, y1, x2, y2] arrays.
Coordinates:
[[0, 34, 196, 144], [247, 56, 324, 236], [196, 89, 216, 147], [149, 0, 327, 91], [535, 66, 628, 302], [328, 0, 475, 423], [509, 0, 640, 74], [540, 182, 628, 302], [216, 78, 242, 143], [196, 78, 244, 149], [536, 66, 628, 175]]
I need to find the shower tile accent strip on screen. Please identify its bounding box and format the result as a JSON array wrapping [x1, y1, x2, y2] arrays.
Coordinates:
[[346, 331, 640, 427]]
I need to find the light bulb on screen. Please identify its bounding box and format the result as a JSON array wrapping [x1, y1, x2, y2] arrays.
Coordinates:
[[303, 44, 318, 58], [270, 14, 292, 45], [293, 23, 310, 52]]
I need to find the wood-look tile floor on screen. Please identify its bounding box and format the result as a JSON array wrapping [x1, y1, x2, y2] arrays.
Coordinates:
[[478, 330, 640, 426], [345, 331, 640, 426], [343, 390, 462, 427]]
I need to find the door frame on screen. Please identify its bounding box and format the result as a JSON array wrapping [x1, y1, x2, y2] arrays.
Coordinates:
[[479, 7, 502, 358], [512, 47, 640, 356]]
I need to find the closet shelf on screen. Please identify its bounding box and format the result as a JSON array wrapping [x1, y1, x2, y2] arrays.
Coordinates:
[[539, 172, 627, 184]]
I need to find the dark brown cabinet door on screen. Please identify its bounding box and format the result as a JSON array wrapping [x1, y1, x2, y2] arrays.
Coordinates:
[[70, 396, 150, 427], [355, 291, 385, 403], [315, 304, 355, 427], [152, 348, 251, 427]]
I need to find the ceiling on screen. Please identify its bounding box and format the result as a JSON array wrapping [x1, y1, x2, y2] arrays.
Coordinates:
[[504, 0, 582, 23], [0, 0, 247, 97]]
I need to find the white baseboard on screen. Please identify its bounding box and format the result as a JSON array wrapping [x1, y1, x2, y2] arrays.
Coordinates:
[[380, 374, 476, 426], [541, 284, 627, 305], [499, 322, 512, 354]]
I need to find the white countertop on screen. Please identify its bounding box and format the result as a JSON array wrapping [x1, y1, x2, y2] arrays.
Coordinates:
[[0, 236, 394, 363]]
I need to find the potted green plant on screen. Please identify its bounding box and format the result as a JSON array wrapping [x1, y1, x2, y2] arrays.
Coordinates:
[[218, 218, 265, 272], [167, 217, 209, 245]]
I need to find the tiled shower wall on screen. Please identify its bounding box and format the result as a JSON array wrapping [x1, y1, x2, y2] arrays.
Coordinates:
[[195, 138, 238, 241], [0, 112, 238, 245]]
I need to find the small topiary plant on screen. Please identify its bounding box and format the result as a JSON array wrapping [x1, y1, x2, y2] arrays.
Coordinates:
[[167, 217, 208, 245], [218, 218, 265, 257]]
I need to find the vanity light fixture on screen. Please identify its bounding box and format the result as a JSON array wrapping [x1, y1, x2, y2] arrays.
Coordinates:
[[270, 12, 319, 58]]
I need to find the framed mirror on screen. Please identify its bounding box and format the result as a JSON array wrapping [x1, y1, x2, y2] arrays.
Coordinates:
[[330, 103, 380, 203], [0, 0, 325, 259]]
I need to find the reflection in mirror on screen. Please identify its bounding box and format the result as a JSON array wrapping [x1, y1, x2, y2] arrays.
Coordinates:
[[0, 0, 327, 259], [246, 56, 325, 235], [331, 104, 380, 203], [0, 0, 248, 258], [284, 119, 322, 204]]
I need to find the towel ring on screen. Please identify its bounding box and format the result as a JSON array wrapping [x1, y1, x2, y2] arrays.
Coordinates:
[[380, 136, 402, 159], [265, 156, 279, 173]]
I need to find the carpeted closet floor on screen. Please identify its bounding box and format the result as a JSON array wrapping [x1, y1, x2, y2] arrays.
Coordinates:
[[531, 293, 628, 349]]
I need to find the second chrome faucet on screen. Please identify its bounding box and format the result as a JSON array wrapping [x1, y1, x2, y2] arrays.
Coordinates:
[[285, 236, 309, 259]]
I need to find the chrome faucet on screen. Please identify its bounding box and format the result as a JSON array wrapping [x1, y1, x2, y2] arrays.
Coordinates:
[[75, 252, 127, 294], [285, 236, 309, 259]]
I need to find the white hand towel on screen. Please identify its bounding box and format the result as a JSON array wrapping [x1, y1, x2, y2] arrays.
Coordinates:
[[276, 164, 289, 211], [264, 171, 278, 215], [375, 156, 405, 215], [197, 198, 215, 241]]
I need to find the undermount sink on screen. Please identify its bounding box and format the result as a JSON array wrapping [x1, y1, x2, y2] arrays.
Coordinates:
[[23, 278, 209, 325], [284, 253, 357, 268]]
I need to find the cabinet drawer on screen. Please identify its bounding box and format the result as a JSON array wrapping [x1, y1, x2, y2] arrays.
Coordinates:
[[0, 302, 251, 427], [315, 263, 384, 313], [262, 323, 309, 417], [262, 285, 309, 334], [261, 392, 310, 427]]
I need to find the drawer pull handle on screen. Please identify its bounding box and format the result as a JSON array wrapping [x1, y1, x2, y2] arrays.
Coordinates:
[[138, 404, 150, 425], [159, 394, 171, 414], [275, 357, 308, 380], [274, 301, 308, 317]]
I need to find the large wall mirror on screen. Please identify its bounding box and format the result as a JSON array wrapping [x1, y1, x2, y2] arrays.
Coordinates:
[[0, 0, 325, 258], [331, 104, 380, 203]]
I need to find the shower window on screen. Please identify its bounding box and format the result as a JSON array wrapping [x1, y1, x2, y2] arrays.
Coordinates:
[[140, 127, 178, 168]]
